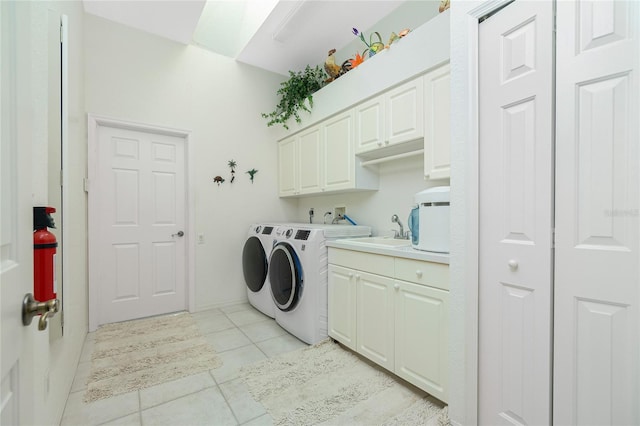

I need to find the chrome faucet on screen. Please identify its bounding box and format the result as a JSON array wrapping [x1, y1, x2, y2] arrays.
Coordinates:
[[391, 214, 408, 239]]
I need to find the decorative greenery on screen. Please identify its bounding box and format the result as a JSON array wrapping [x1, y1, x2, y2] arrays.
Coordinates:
[[246, 168, 258, 183], [228, 159, 237, 183], [262, 65, 326, 130]]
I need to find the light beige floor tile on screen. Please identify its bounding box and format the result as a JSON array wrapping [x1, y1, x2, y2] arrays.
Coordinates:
[[219, 378, 267, 424], [241, 413, 274, 426], [194, 312, 236, 334], [239, 320, 287, 343], [99, 412, 141, 426], [255, 334, 308, 357], [226, 309, 271, 327], [141, 388, 237, 426], [211, 344, 266, 384], [139, 371, 216, 410], [219, 302, 253, 314], [80, 338, 96, 363], [205, 327, 252, 352], [191, 307, 223, 320], [61, 390, 139, 426], [70, 361, 91, 393]]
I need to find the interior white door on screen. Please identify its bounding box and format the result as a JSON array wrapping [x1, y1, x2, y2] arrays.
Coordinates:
[[478, 1, 554, 424], [554, 1, 640, 424], [91, 124, 187, 327], [1, 2, 35, 423]]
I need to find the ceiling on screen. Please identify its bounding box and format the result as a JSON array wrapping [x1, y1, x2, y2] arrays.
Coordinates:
[[82, 0, 407, 76]]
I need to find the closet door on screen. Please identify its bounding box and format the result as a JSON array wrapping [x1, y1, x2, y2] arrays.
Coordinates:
[[478, 1, 554, 424], [554, 2, 640, 425]]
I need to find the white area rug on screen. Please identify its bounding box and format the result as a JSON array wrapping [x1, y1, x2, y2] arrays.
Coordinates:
[[84, 312, 222, 402], [241, 339, 449, 425]]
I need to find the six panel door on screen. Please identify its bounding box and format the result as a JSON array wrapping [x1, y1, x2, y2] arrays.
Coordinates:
[[478, 1, 554, 424]]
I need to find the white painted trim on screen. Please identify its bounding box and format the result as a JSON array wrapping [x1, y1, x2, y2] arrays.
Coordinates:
[[86, 114, 194, 331], [61, 14, 69, 330], [450, 1, 517, 424]]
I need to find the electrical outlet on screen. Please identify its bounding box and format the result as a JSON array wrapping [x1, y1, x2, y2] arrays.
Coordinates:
[[334, 206, 346, 219], [197, 234, 205, 244]]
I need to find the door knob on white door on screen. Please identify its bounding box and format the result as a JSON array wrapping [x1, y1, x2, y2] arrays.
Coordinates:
[[172, 231, 184, 237], [508, 259, 518, 270], [394, 283, 400, 290]]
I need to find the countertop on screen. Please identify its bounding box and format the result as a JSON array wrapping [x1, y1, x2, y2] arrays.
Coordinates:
[[327, 239, 450, 264]]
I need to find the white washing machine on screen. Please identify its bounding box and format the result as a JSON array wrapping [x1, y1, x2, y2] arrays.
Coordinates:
[[242, 223, 278, 318], [268, 224, 371, 344]]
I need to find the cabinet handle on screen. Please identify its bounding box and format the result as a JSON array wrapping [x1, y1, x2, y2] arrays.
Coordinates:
[[508, 260, 519, 270], [385, 140, 390, 145], [416, 270, 423, 278], [355, 274, 361, 280], [377, 141, 383, 147], [394, 283, 400, 290], [348, 273, 353, 278]]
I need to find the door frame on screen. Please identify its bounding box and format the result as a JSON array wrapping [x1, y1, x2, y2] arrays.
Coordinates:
[[87, 114, 195, 331], [450, 0, 517, 424]]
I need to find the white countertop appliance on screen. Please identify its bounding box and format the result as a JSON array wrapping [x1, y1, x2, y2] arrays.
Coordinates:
[[413, 186, 450, 253]]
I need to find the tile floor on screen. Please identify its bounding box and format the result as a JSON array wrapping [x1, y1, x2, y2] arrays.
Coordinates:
[[61, 303, 308, 426]]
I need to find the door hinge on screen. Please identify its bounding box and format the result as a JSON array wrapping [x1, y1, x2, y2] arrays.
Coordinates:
[[83, 178, 89, 193], [60, 310, 64, 328], [60, 21, 63, 43], [59, 169, 63, 187], [552, 228, 556, 249]]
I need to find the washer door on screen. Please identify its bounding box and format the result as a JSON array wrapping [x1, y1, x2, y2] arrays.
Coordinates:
[[269, 242, 303, 311], [242, 236, 268, 293]]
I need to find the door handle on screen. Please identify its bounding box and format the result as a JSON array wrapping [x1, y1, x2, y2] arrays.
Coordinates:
[[22, 293, 59, 331], [172, 230, 184, 238]]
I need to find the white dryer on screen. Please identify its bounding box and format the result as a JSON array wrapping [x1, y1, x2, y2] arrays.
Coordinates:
[[268, 224, 370, 344], [242, 223, 277, 318]]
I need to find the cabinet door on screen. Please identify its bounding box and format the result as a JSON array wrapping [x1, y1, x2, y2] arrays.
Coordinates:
[[357, 271, 395, 370], [386, 77, 424, 146], [324, 110, 354, 192], [424, 63, 451, 180], [354, 95, 385, 154], [278, 136, 298, 197], [298, 126, 323, 194], [328, 265, 357, 350], [395, 280, 448, 403]]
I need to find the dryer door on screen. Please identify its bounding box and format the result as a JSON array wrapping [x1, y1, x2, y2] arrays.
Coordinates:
[[269, 242, 303, 311], [242, 236, 268, 293]]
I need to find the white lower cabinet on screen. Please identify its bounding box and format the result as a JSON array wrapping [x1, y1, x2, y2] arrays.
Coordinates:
[[327, 265, 357, 351], [328, 248, 449, 403], [394, 280, 448, 402], [357, 271, 395, 371]]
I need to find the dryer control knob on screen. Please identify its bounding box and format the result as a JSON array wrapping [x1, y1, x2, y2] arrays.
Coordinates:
[[255, 225, 261, 234], [285, 229, 293, 238]]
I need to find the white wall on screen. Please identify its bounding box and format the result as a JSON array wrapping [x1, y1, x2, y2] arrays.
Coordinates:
[[26, 1, 88, 424], [294, 156, 447, 235], [83, 14, 297, 310]]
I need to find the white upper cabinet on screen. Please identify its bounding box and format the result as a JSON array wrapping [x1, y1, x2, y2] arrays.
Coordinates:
[[354, 96, 385, 153], [386, 77, 424, 146], [278, 110, 377, 197], [323, 110, 355, 192], [298, 126, 323, 195], [355, 77, 425, 158], [424, 63, 451, 180], [277, 135, 298, 197]]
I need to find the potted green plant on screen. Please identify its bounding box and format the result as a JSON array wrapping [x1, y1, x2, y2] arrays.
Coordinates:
[[262, 65, 326, 130]]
